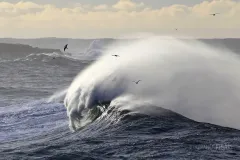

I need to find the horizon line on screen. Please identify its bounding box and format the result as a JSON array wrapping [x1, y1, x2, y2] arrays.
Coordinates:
[[1, 37, 240, 40]]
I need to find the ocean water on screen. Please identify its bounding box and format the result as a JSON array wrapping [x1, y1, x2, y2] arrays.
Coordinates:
[[1, 37, 240, 160]]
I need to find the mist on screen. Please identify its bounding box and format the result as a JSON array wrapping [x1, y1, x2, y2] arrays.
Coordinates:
[[64, 36, 240, 130]]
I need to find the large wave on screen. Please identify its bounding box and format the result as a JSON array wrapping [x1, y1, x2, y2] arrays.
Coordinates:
[[64, 36, 240, 131]]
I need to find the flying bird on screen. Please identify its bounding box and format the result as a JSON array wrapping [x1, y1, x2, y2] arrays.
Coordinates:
[[64, 44, 68, 51], [133, 80, 141, 84], [175, 28, 178, 31], [210, 13, 220, 16], [112, 55, 119, 57]]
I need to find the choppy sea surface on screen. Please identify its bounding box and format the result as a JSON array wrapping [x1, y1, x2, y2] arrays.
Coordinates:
[[1, 37, 240, 160]]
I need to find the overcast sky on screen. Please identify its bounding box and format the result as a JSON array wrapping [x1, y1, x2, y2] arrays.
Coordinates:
[[0, 0, 240, 38], [5, 0, 209, 8]]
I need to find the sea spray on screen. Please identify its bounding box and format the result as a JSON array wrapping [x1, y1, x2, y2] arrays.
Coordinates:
[[64, 36, 240, 130], [48, 88, 68, 103]]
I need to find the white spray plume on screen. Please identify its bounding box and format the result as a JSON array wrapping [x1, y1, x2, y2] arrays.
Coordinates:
[[64, 36, 240, 130], [48, 89, 67, 103]]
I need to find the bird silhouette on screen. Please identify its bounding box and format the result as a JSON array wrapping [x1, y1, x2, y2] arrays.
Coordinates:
[[210, 13, 220, 16], [133, 80, 141, 84], [64, 44, 68, 51], [112, 55, 119, 57]]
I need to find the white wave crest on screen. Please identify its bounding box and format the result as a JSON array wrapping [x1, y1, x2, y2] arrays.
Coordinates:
[[64, 36, 240, 131]]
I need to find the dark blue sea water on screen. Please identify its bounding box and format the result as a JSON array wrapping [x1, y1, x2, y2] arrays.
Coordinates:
[[1, 38, 240, 159]]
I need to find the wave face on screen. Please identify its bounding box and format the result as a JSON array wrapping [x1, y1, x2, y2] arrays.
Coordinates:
[[64, 36, 240, 131]]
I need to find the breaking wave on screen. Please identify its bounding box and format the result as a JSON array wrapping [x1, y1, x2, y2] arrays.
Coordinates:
[[0, 52, 84, 65], [63, 36, 240, 131]]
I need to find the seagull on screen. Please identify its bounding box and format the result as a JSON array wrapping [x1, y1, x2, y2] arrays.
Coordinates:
[[210, 13, 220, 16], [64, 44, 68, 51], [133, 80, 141, 84], [112, 55, 119, 57]]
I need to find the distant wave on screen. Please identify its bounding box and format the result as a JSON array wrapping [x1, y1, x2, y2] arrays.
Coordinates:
[[0, 43, 63, 60], [63, 36, 240, 131], [0, 52, 89, 66]]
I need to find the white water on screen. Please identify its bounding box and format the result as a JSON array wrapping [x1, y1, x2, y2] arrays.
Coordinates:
[[64, 36, 240, 130]]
